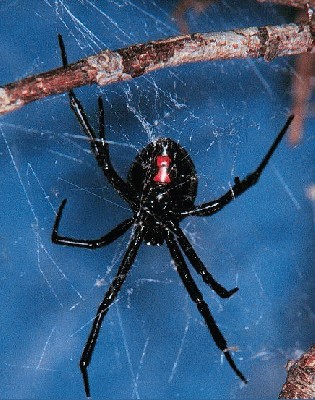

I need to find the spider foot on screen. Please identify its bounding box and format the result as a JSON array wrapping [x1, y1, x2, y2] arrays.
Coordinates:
[[54, 198, 67, 222], [224, 286, 239, 298], [58, 34, 68, 67], [58, 198, 67, 211], [52, 199, 68, 242], [80, 360, 91, 398], [223, 349, 248, 384]]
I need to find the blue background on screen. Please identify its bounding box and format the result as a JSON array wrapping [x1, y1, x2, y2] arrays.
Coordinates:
[[0, 1, 314, 398]]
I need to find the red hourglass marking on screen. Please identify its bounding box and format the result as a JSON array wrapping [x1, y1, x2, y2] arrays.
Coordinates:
[[153, 155, 171, 184]]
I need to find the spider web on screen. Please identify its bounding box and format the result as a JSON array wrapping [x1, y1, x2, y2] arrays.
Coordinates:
[[0, 0, 314, 398]]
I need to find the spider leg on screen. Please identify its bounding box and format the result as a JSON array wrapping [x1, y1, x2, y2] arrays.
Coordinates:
[[139, 209, 237, 298], [181, 115, 294, 217], [171, 223, 238, 298], [52, 199, 135, 249], [57, 34, 137, 207], [166, 232, 247, 384], [80, 224, 144, 397]]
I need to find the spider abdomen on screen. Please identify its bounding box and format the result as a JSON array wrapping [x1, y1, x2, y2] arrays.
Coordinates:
[[128, 138, 198, 214]]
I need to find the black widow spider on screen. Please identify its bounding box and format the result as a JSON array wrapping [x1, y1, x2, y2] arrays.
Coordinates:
[[53, 35, 294, 398]]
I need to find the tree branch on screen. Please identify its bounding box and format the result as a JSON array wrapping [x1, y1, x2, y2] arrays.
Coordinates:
[[0, 21, 314, 115]]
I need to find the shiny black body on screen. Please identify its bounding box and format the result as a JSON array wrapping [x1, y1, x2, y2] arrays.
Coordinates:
[[128, 138, 197, 245], [53, 34, 294, 398]]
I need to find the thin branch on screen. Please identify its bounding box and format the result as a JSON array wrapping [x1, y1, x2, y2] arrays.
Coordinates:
[[257, 0, 315, 8], [0, 21, 314, 115], [288, 9, 315, 144]]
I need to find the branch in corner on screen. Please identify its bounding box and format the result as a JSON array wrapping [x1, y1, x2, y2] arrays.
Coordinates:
[[279, 346, 315, 399], [256, 0, 315, 9]]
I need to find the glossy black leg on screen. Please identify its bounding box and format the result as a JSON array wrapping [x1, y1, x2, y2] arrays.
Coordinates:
[[52, 199, 134, 249], [57, 34, 137, 207], [80, 225, 143, 397], [181, 115, 294, 217], [166, 233, 247, 384], [174, 225, 238, 298]]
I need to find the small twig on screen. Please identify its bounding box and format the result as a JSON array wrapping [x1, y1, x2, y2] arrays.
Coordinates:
[[257, 0, 315, 8], [279, 346, 315, 399], [288, 9, 315, 144], [0, 21, 314, 115]]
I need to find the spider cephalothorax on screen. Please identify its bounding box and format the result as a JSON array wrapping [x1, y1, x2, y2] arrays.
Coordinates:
[[53, 34, 294, 398]]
